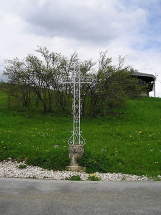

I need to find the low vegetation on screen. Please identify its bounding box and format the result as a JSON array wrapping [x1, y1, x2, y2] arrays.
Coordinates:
[[1, 47, 143, 117], [67, 175, 82, 181], [0, 90, 161, 177]]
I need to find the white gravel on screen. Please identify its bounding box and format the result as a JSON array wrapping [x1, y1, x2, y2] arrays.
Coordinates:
[[0, 160, 160, 181]]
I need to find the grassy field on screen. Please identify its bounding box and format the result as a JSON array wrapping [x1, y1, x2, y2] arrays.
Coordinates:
[[0, 91, 161, 177]]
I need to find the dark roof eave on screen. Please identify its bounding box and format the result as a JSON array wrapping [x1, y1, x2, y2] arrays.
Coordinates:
[[131, 72, 156, 81]]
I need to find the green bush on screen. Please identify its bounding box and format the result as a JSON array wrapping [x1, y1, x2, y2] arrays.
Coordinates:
[[18, 164, 27, 169], [0, 149, 20, 161], [0, 150, 9, 161], [26, 148, 70, 171], [77, 151, 111, 173], [67, 175, 82, 181], [88, 174, 101, 181]]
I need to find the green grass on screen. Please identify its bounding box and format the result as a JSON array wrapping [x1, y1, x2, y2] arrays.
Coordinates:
[[88, 174, 101, 181], [0, 91, 161, 177], [67, 175, 82, 181]]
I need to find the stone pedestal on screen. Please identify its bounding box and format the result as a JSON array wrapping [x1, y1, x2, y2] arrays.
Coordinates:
[[66, 145, 85, 172]]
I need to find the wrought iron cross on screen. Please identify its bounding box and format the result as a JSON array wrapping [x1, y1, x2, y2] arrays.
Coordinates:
[[62, 66, 92, 145]]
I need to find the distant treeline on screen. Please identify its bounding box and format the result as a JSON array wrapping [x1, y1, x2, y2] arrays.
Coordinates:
[[0, 47, 145, 117]]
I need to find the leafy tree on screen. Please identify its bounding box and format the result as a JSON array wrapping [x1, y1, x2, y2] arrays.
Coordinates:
[[2, 58, 33, 108], [87, 51, 143, 116], [3, 47, 71, 113], [2, 48, 143, 117]]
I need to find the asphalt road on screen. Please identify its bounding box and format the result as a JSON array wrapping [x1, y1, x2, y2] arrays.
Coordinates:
[[0, 178, 161, 215]]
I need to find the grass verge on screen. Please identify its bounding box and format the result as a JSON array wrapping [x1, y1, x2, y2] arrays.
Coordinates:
[[0, 91, 161, 177]]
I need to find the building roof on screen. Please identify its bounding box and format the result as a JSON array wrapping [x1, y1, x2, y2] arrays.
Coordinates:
[[131, 72, 156, 82]]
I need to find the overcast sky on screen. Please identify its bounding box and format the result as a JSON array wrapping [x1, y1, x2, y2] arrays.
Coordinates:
[[0, 0, 161, 97]]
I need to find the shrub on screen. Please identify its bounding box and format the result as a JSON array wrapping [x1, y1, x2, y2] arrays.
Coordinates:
[[77, 151, 111, 173], [88, 174, 101, 181], [67, 175, 82, 181], [18, 164, 27, 169], [26, 147, 70, 171]]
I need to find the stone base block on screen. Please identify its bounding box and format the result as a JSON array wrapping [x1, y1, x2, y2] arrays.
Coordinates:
[[66, 165, 86, 172], [68, 144, 84, 154], [67, 145, 85, 172]]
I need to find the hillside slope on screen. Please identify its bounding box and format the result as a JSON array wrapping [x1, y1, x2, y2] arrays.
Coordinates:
[[0, 91, 161, 177]]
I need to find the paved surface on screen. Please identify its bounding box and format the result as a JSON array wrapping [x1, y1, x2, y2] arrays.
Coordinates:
[[0, 178, 161, 215]]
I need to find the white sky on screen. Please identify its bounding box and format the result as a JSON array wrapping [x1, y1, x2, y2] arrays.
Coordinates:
[[0, 0, 161, 97]]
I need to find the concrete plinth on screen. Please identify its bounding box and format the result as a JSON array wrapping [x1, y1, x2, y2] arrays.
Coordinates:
[[66, 145, 85, 172]]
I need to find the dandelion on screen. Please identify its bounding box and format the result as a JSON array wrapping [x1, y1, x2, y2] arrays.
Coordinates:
[[19, 143, 21, 145], [130, 135, 132, 137], [2, 141, 3, 143]]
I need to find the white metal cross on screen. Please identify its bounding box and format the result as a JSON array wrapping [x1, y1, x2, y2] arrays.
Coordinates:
[[63, 66, 92, 145]]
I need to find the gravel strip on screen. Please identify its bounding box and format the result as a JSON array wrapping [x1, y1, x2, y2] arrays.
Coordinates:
[[0, 161, 160, 181]]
